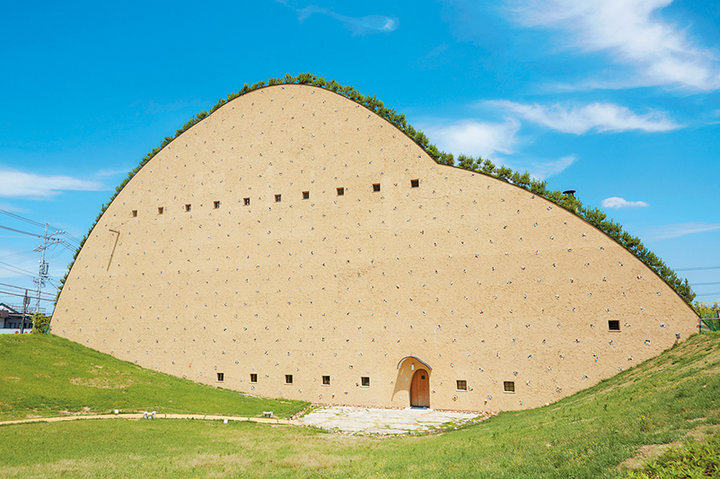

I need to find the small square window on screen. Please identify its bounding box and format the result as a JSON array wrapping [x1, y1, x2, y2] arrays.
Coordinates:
[[285, 374, 293, 384], [131, 210, 137, 217], [302, 191, 310, 200], [275, 194, 282, 203], [322, 375, 330, 385], [372, 183, 381, 192], [217, 372, 224, 382], [411, 179, 420, 188], [184, 204, 191, 212], [361, 376, 370, 387], [608, 320, 620, 331], [336, 187, 345, 196], [504, 381, 515, 393], [243, 198, 250, 206], [250, 373, 257, 383], [213, 200, 221, 209], [158, 207, 164, 215], [457, 380, 467, 391]]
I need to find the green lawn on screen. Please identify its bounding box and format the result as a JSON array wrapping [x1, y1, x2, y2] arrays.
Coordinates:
[[0, 334, 307, 420], [1, 333, 720, 478], [627, 429, 720, 478]]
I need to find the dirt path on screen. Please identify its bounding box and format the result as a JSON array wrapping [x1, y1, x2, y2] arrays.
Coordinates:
[[0, 413, 295, 427], [0, 407, 489, 435]]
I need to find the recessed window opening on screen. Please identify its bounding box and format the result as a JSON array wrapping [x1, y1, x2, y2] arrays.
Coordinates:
[[250, 373, 257, 383], [608, 320, 620, 331], [361, 376, 370, 387], [213, 200, 221, 209], [158, 207, 164, 215], [504, 381, 515, 393], [411, 179, 420, 188], [457, 380, 467, 391], [302, 191, 310, 200], [372, 183, 381, 192], [244, 197, 251, 206], [131, 210, 137, 217], [322, 375, 330, 385], [336, 187, 345, 196], [217, 372, 224, 382], [275, 194, 282, 203], [285, 374, 293, 384], [184, 204, 191, 212]]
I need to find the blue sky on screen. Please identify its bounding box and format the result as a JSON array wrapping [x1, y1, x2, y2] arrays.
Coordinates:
[[0, 0, 718, 312]]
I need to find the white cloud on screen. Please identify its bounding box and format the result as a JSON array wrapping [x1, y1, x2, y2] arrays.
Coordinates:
[[0, 202, 23, 212], [0, 248, 38, 280], [424, 119, 520, 157], [646, 222, 720, 240], [601, 197, 650, 209], [297, 5, 398, 35], [491, 100, 679, 134], [528, 155, 577, 179], [94, 168, 130, 178], [508, 0, 720, 90], [0, 168, 103, 199]]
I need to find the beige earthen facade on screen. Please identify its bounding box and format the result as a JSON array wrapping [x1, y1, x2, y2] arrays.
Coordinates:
[[52, 85, 698, 411]]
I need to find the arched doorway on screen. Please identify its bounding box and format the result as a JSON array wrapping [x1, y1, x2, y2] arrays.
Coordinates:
[[410, 368, 430, 408]]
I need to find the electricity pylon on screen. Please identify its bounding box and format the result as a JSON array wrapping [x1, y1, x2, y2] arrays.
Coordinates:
[[33, 223, 64, 314]]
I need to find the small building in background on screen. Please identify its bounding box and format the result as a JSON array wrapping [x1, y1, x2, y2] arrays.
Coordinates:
[[0, 303, 32, 333]]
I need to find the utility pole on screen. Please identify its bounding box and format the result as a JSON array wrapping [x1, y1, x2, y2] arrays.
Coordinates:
[[20, 289, 29, 334], [33, 223, 63, 314]]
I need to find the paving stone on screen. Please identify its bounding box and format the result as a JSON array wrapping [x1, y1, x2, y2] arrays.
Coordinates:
[[300, 406, 482, 435]]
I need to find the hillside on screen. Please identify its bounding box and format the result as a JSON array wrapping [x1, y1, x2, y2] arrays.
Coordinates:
[[1, 332, 719, 477], [0, 334, 307, 420]]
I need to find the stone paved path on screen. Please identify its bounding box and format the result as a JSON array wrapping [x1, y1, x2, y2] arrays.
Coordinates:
[[300, 406, 484, 435]]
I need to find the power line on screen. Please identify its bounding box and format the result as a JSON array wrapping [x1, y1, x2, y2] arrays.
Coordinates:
[[0, 224, 46, 239], [0, 209, 80, 246], [692, 281, 720, 286], [0, 292, 54, 302], [0, 210, 71, 315], [0, 281, 55, 298], [61, 232, 81, 244], [696, 292, 720, 297], [0, 281, 27, 291], [30, 224, 64, 313], [59, 240, 78, 252], [0, 209, 76, 243], [0, 208, 46, 229], [0, 248, 43, 262], [0, 261, 35, 278], [0, 289, 54, 302]]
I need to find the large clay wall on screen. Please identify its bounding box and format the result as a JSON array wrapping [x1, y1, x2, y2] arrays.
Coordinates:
[[52, 85, 698, 411]]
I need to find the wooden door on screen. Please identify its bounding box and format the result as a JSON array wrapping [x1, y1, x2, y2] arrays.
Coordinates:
[[410, 369, 430, 407]]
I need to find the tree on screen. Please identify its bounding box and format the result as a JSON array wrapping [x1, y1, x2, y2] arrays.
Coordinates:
[[694, 302, 720, 318], [31, 312, 51, 334]]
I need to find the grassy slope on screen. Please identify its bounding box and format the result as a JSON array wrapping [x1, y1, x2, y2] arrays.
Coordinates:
[[1, 333, 720, 478], [0, 334, 307, 420], [626, 428, 720, 478]]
